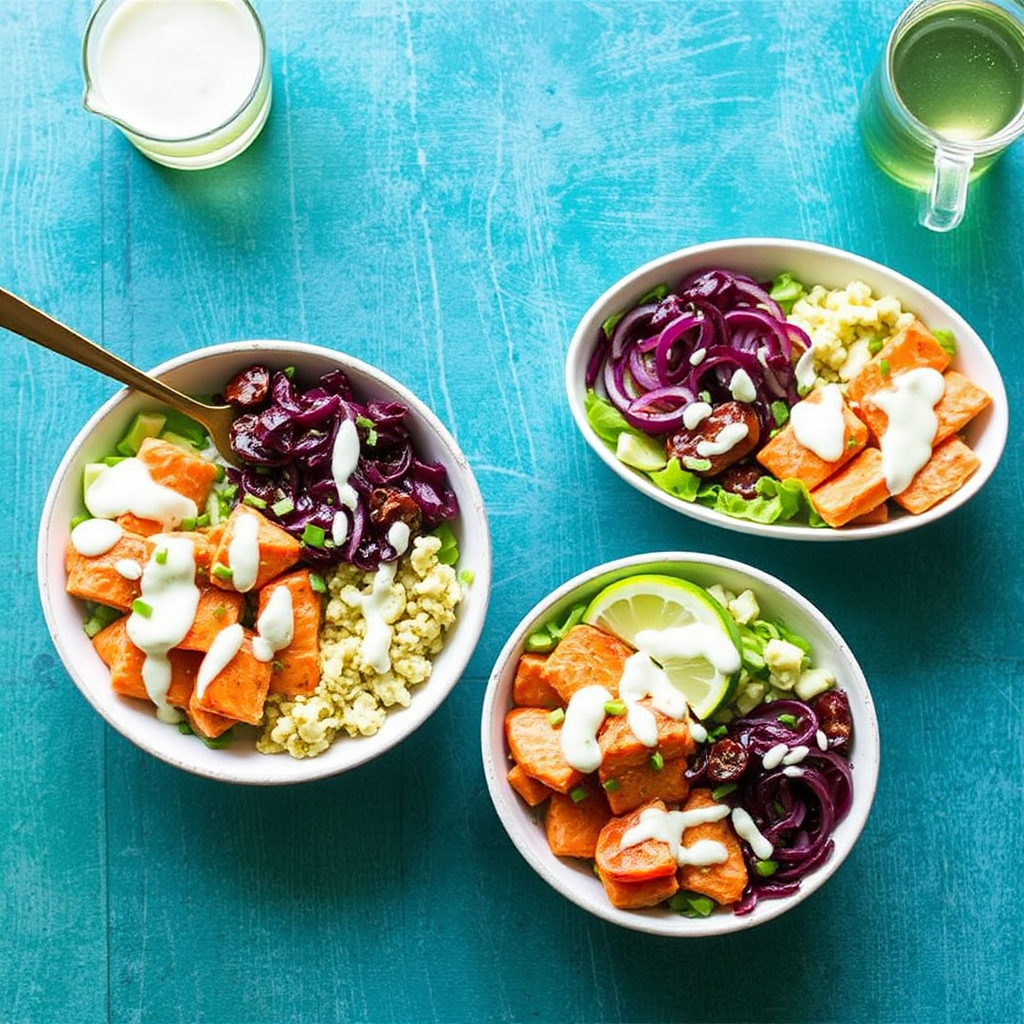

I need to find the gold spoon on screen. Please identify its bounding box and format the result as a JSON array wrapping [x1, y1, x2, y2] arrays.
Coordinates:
[[0, 286, 239, 466]]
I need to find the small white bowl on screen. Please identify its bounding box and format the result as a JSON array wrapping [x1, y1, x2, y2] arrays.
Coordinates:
[[481, 552, 879, 936], [565, 237, 1008, 540], [38, 340, 492, 785]]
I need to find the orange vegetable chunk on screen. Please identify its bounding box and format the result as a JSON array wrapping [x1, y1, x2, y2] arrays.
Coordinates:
[[677, 788, 748, 906], [512, 652, 561, 709], [208, 505, 302, 593], [892, 435, 981, 515], [756, 388, 869, 489], [594, 799, 678, 883], [846, 320, 951, 408], [65, 529, 149, 612], [545, 786, 613, 859], [190, 629, 272, 725], [599, 756, 691, 816], [116, 436, 220, 536], [539, 624, 632, 704], [597, 699, 695, 772], [507, 763, 554, 807], [598, 870, 680, 910], [177, 586, 246, 652], [504, 706, 584, 794], [810, 447, 889, 528], [260, 569, 323, 697]]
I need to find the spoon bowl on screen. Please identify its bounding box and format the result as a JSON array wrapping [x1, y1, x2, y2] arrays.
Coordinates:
[[0, 286, 239, 464]]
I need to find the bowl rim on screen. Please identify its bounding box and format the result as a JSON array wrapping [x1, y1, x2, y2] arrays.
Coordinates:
[[565, 236, 1010, 541], [480, 550, 880, 936], [38, 339, 492, 785]]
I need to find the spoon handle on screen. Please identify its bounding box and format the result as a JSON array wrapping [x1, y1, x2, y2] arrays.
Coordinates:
[[0, 286, 214, 420]]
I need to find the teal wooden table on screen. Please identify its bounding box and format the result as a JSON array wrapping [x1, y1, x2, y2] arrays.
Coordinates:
[[2, 2, 1022, 1022]]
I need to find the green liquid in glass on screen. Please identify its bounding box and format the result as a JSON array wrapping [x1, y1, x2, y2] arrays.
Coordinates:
[[893, 3, 1024, 141]]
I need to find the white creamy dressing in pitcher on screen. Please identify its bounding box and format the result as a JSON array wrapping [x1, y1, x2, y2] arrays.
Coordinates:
[[91, 0, 265, 140]]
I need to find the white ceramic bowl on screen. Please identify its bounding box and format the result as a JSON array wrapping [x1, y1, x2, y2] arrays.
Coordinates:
[[481, 552, 879, 936], [38, 340, 492, 785], [566, 237, 1008, 540]]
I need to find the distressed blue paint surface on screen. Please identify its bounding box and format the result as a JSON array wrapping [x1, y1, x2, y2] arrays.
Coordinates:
[[1, 2, 1023, 1022]]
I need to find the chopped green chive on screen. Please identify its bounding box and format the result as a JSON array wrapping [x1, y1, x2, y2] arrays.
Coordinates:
[[302, 523, 327, 548], [525, 631, 555, 653], [308, 573, 327, 594], [272, 659, 284, 673], [755, 859, 779, 877], [271, 497, 295, 517], [603, 700, 627, 716], [547, 707, 565, 726], [131, 599, 153, 618], [570, 786, 589, 804], [867, 336, 884, 355], [212, 605, 227, 620], [649, 751, 665, 771], [196, 513, 210, 528], [879, 358, 891, 376], [211, 563, 234, 581], [356, 415, 378, 446], [602, 311, 625, 338], [70, 512, 92, 530], [668, 892, 716, 917], [283, 365, 296, 379], [711, 782, 738, 800], [708, 725, 728, 741], [602, 778, 621, 793], [777, 713, 799, 728], [243, 494, 267, 509], [847, 436, 858, 448], [154, 547, 168, 566], [683, 456, 713, 473], [770, 400, 790, 428], [458, 568, 475, 586], [933, 328, 957, 357], [180, 516, 198, 531]]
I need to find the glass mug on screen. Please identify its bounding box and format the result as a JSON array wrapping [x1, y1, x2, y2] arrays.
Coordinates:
[[859, 0, 1024, 231], [82, 0, 272, 170]]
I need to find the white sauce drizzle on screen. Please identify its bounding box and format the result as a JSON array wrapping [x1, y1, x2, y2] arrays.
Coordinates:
[[795, 346, 817, 393], [85, 458, 197, 530], [196, 623, 245, 700], [228, 510, 261, 592], [70, 518, 124, 556], [252, 584, 294, 663], [619, 803, 731, 866], [125, 535, 200, 723], [115, 559, 143, 581], [560, 684, 614, 773], [729, 367, 757, 403], [358, 521, 412, 675], [617, 651, 689, 748], [870, 367, 945, 495], [731, 806, 774, 860], [683, 401, 713, 430], [696, 422, 749, 459], [790, 383, 846, 462], [633, 624, 742, 678], [689, 721, 708, 744], [331, 418, 361, 546]]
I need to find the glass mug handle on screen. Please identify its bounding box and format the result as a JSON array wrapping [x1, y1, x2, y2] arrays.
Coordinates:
[[919, 145, 975, 232]]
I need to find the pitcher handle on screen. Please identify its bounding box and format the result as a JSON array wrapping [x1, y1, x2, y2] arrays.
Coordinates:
[[919, 145, 974, 232]]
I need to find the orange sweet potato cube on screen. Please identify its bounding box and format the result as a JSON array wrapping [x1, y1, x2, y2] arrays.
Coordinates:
[[893, 435, 981, 515], [507, 763, 554, 807], [846, 320, 951, 408], [512, 652, 561, 709], [545, 786, 613, 859], [117, 436, 220, 535], [598, 869, 681, 910], [756, 388, 869, 490], [539, 624, 633, 703], [599, 756, 691, 816], [810, 447, 889, 528], [208, 505, 302, 593], [677, 788, 748, 906], [597, 700, 696, 772], [260, 569, 323, 697], [177, 587, 246, 652], [65, 529, 149, 612], [190, 630, 272, 725], [594, 799, 678, 883], [504, 706, 583, 795]]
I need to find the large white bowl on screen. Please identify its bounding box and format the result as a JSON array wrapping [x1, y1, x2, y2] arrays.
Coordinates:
[[566, 238, 1008, 540], [38, 340, 492, 785], [481, 552, 880, 936]]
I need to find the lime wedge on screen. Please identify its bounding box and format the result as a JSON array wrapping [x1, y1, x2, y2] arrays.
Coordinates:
[[583, 574, 741, 720]]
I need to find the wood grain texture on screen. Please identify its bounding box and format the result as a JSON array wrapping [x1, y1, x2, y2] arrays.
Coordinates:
[[1, 1, 1023, 1022]]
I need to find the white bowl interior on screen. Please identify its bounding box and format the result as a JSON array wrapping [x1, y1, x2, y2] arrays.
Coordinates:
[[566, 238, 1009, 540], [481, 551, 880, 936], [38, 340, 492, 784]]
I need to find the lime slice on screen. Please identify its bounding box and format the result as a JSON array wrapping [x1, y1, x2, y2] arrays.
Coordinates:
[[583, 574, 741, 720]]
